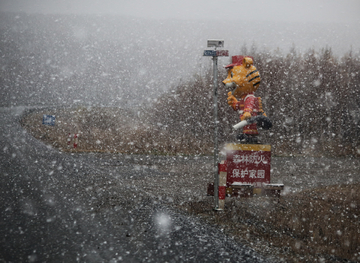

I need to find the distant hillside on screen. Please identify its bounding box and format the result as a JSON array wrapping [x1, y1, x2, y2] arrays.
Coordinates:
[[147, 48, 360, 157], [9, 12, 360, 156], [1, 12, 359, 109], [21, 41, 360, 158], [0, 13, 202, 107]]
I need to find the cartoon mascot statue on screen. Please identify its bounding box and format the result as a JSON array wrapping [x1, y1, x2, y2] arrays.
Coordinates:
[[223, 56, 272, 143]]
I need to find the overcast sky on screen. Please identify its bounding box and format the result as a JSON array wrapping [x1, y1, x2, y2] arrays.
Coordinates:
[[1, 0, 359, 58], [1, 0, 360, 24], [0, 0, 359, 105]]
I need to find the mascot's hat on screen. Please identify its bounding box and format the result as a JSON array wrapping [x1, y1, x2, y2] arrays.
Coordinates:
[[225, 55, 254, 69]]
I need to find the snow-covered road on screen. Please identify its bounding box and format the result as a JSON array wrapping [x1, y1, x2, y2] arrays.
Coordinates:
[[0, 107, 271, 262]]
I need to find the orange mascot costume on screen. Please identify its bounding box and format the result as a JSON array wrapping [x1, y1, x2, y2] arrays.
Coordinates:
[[223, 56, 270, 143]]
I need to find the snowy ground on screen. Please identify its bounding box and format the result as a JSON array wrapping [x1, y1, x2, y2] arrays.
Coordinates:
[[3, 106, 359, 262], [0, 107, 272, 262], [83, 152, 360, 262]]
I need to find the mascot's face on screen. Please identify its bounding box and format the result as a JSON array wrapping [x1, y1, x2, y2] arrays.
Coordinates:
[[223, 57, 261, 98]]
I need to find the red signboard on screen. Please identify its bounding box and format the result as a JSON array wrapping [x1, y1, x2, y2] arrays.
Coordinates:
[[216, 50, 229, 57], [225, 144, 271, 187]]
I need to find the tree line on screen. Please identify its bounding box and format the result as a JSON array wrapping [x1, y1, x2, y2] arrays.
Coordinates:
[[148, 47, 360, 156]]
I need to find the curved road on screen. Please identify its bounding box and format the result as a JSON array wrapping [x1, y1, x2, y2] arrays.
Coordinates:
[[0, 107, 272, 262]]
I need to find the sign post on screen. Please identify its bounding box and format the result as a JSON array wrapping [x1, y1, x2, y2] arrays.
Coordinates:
[[203, 39, 228, 210]]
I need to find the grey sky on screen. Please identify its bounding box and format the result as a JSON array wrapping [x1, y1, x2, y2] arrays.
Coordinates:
[[1, 0, 359, 58], [1, 0, 359, 24]]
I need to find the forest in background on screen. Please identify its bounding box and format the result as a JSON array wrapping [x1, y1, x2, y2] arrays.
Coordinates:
[[22, 47, 360, 157], [2, 12, 359, 108], [147, 47, 360, 156], [2, 13, 359, 156]]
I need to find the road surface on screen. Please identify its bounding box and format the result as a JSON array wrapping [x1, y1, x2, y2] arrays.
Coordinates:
[[0, 107, 271, 262]]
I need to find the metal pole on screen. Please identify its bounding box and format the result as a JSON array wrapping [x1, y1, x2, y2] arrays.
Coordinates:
[[213, 54, 220, 210]]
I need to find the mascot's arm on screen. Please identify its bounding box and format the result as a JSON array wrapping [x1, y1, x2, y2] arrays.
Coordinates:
[[227, 92, 238, 110], [241, 112, 252, 121], [241, 95, 256, 121]]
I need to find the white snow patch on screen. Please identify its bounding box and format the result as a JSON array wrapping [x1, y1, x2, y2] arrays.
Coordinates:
[[154, 212, 172, 235]]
